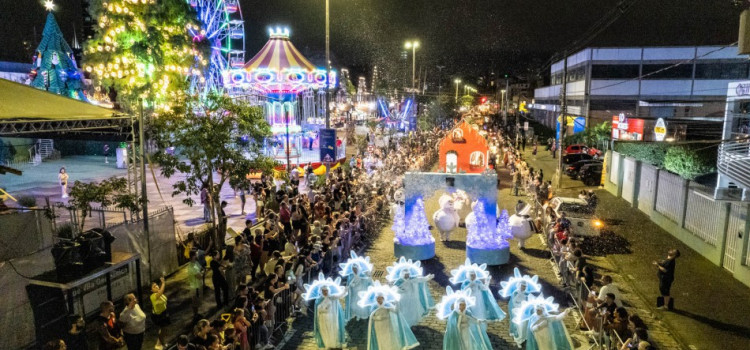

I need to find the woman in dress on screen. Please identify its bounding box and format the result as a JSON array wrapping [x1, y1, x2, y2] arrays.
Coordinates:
[[339, 252, 374, 321], [437, 286, 492, 350], [460, 271, 505, 323], [302, 273, 348, 350], [499, 267, 543, 348], [358, 281, 419, 350], [513, 294, 573, 350], [58, 167, 69, 198], [385, 257, 435, 326]]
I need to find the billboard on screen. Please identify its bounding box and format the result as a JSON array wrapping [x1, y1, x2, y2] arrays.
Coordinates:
[[611, 114, 644, 141], [319, 128, 337, 163]]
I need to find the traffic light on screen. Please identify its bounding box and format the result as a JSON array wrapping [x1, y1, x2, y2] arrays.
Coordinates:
[[480, 96, 487, 104]]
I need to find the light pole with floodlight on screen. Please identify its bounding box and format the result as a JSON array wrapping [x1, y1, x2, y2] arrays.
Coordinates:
[[405, 40, 419, 90], [454, 79, 461, 103]]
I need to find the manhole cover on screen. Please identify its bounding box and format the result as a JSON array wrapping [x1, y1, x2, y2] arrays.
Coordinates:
[[372, 270, 384, 279]]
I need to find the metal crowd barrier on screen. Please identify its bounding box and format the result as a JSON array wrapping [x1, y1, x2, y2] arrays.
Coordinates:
[[271, 288, 294, 334]]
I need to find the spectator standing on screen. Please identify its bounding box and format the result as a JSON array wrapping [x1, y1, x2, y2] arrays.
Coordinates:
[[150, 277, 169, 350], [64, 315, 88, 350], [96, 301, 124, 350], [188, 250, 205, 319], [175, 335, 196, 350], [596, 275, 623, 308], [210, 250, 230, 308], [200, 185, 211, 223], [103, 144, 111, 164], [654, 248, 680, 310], [58, 167, 69, 199], [120, 293, 146, 350], [43, 340, 66, 350], [239, 187, 247, 215]]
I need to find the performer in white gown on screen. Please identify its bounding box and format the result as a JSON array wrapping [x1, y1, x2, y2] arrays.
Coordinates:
[[339, 252, 375, 321], [302, 273, 348, 349], [499, 267, 543, 348], [358, 281, 419, 350], [512, 294, 573, 350], [436, 286, 493, 350], [450, 259, 506, 325], [385, 257, 435, 326]]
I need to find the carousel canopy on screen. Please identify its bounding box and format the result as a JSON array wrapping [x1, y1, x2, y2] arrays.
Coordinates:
[[223, 27, 335, 94]]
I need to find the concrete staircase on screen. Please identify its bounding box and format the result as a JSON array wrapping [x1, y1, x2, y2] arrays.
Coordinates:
[[28, 139, 56, 166]]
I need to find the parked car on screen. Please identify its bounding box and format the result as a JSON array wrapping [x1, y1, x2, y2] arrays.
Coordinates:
[[565, 159, 602, 179], [562, 153, 593, 165], [543, 196, 604, 237], [580, 163, 603, 186], [565, 144, 601, 156]]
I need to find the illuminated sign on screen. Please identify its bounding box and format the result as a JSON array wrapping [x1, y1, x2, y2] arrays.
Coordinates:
[[654, 118, 667, 141]]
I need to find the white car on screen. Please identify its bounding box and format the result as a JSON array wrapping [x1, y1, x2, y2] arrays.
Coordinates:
[[542, 197, 603, 237]]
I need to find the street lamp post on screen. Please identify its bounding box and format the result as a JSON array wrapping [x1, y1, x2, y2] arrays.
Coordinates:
[[325, 0, 331, 128], [454, 79, 461, 103], [500, 89, 506, 123], [405, 41, 419, 90]]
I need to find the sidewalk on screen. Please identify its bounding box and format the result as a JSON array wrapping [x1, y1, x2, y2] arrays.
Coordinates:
[[518, 147, 750, 350]]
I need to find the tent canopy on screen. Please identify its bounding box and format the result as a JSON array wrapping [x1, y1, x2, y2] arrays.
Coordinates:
[[243, 32, 317, 72], [0, 78, 118, 121], [0, 79, 131, 140]]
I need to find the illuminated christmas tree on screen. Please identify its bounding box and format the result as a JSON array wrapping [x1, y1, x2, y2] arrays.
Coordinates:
[[466, 201, 510, 250], [83, 0, 206, 111], [496, 209, 513, 242], [30, 12, 87, 100], [398, 198, 435, 246]]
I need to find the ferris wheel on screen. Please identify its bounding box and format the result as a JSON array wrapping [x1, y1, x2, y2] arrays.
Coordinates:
[[187, 0, 245, 98]]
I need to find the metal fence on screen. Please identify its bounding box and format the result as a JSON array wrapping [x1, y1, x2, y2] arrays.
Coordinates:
[[655, 171, 686, 224], [637, 163, 658, 213], [684, 189, 725, 246]]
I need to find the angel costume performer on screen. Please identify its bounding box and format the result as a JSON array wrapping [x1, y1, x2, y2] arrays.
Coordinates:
[[499, 267, 543, 347], [339, 252, 375, 321], [513, 294, 573, 350], [437, 286, 493, 350], [386, 257, 435, 326], [450, 259, 506, 323], [302, 273, 348, 349], [358, 281, 420, 350]]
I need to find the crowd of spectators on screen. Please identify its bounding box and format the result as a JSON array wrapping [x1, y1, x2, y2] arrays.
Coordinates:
[[41, 128, 441, 350]]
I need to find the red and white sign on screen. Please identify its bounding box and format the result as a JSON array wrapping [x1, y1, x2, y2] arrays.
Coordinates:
[[612, 115, 644, 141]]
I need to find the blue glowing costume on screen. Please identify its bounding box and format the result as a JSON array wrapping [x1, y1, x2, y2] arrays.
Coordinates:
[[513, 294, 573, 350], [437, 286, 493, 350], [339, 252, 374, 321], [302, 273, 348, 349], [386, 257, 435, 326], [499, 267, 543, 347], [450, 259, 505, 323], [358, 281, 420, 350]]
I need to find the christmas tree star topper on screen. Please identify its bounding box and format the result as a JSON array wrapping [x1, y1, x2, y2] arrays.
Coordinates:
[[44, 0, 55, 12]]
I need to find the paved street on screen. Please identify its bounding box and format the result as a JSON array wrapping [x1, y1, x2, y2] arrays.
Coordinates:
[[515, 142, 750, 350]]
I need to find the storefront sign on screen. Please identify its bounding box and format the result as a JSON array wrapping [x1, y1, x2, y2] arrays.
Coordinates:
[[617, 113, 628, 130], [736, 83, 750, 97], [654, 118, 667, 141], [612, 115, 644, 141]]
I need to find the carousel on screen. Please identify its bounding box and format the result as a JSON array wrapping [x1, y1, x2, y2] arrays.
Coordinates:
[[224, 27, 336, 167]]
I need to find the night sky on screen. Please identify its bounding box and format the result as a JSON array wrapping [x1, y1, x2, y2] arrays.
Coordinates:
[[0, 0, 743, 86]]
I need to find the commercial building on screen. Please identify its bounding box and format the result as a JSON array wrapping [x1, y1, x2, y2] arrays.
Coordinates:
[[530, 46, 750, 140]]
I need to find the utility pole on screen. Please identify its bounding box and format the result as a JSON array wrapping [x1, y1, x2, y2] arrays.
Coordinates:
[[556, 53, 568, 188], [325, 0, 331, 128], [138, 99, 151, 282]]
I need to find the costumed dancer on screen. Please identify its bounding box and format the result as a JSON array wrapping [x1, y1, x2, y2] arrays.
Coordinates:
[[358, 281, 419, 350], [499, 267, 543, 348], [385, 257, 435, 326], [436, 286, 493, 350], [449, 259, 506, 326], [513, 294, 573, 350], [339, 251, 374, 321], [302, 273, 348, 350]]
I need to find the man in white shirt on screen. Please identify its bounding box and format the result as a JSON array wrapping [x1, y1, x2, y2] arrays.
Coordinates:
[[596, 275, 623, 308], [120, 293, 147, 350]]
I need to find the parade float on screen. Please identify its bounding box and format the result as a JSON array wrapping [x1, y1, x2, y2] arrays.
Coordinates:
[[438, 120, 489, 173]]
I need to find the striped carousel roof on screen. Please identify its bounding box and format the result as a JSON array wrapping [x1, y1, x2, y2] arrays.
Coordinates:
[[243, 28, 317, 72]]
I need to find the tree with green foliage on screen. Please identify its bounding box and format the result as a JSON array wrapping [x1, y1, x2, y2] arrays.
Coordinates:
[[663, 145, 717, 180], [418, 96, 454, 130], [566, 121, 611, 150], [460, 94, 474, 107], [68, 176, 144, 232], [83, 0, 206, 112], [150, 94, 275, 244]]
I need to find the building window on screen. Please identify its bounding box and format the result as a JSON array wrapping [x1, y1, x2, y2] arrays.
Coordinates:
[[591, 64, 640, 79], [642, 64, 693, 79], [452, 129, 465, 143], [695, 63, 750, 79], [469, 151, 485, 169]]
